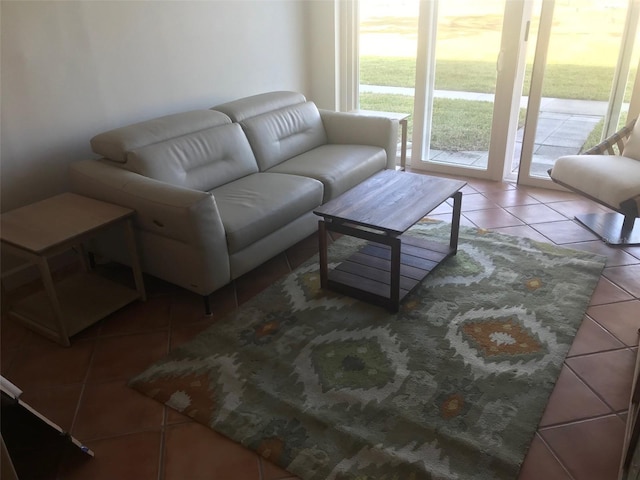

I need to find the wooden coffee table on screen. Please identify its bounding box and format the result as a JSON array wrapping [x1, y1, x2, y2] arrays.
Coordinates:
[[314, 170, 466, 311]]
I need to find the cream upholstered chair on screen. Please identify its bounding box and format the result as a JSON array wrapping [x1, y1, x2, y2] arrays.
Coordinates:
[[548, 117, 640, 245]]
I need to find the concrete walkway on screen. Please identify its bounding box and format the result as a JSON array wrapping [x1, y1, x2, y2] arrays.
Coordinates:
[[360, 84, 609, 115], [360, 84, 611, 175]]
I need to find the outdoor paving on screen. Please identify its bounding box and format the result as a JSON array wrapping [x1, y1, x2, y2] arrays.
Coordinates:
[[361, 84, 615, 175], [514, 112, 603, 176]]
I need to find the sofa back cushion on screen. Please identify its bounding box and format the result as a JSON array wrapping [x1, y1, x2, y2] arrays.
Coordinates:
[[240, 101, 328, 171], [127, 123, 259, 191], [213, 91, 306, 123], [91, 110, 232, 163]]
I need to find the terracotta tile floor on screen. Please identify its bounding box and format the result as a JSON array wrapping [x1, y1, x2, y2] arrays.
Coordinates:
[[2, 174, 639, 480]]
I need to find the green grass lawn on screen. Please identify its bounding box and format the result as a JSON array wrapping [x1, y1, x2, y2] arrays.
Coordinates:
[[358, 6, 638, 153], [360, 93, 528, 152], [360, 56, 637, 152], [360, 56, 637, 102]]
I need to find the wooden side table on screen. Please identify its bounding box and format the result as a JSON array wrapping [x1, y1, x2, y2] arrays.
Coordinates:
[[351, 109, 411, 170], [1, 193, 146, 346]]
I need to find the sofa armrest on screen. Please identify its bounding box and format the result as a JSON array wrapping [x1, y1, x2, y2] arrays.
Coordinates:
[[70, 159, 225, 246], [319, 110, 399, 170], [69, 159, 230, 280]]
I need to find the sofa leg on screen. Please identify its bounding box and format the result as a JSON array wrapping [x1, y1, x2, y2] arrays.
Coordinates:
[[203, 295, 212, 317], [88, 252, 96, 269]]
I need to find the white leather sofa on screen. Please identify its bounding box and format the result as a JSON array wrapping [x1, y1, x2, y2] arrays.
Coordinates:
[[69, 91, 398, 311]]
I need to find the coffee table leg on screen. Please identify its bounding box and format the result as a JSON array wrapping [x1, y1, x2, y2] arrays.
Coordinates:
[[390, 236, 401, 311], [450, 191, 463, 252], [318, 220, 328, 289]]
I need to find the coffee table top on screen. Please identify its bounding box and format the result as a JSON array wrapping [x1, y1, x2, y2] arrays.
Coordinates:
[[314, 170, 466, 235]]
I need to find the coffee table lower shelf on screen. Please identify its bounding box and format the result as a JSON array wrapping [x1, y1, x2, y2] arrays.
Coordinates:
[[325, 234, 455, 311]]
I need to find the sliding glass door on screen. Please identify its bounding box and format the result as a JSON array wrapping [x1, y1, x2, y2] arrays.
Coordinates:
[[357, 0, 640, 185], [410, 0, 531, 181], [516, 0, 640, 188]]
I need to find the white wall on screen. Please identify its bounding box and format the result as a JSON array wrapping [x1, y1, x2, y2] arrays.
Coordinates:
[[307, 0, 339, 110], [0, 0, 311, 213]]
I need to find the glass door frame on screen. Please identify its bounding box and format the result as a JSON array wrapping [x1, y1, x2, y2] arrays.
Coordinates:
[[516, 0, 640, 189], [515, 0, 554, 189], [410, 0, 534, 181], [603, 0, 640, 137]]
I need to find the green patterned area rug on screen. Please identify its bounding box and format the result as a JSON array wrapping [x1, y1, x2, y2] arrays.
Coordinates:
[[129, 221, 606, 479]]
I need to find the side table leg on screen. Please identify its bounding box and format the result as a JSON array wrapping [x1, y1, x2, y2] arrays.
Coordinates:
[[1, 280, 11, 311], [36, 257, 70, 347], [77, 243, 91, 273], [450, 191, 463, 253], [123, 219, 147, 302]]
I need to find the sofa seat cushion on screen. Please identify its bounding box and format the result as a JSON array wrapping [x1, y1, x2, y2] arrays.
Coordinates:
[[550, 154, 640, 210], [212, 172, 323, 253], [267, 144, 387, 202]]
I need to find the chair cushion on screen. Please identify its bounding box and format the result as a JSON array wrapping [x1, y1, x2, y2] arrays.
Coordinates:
[[212, 172, 323, 253], [267, 144, 387, 202], [550, 154, 640, 210], [622, 119, 640, 160]]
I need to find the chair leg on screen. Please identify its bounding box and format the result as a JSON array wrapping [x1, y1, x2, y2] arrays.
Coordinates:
[[203, 295, 212, 317], [622, 214, 636, 238]]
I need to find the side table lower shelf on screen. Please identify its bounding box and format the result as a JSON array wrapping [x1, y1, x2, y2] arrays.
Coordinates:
[[8, 271, 141, 342]]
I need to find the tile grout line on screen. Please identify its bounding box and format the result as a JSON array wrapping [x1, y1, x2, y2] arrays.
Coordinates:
[[68, 338, 100, 435], [585, 308, 640, 351], [601, 271, 640, 299], [55, 337, 100, 479], [539, 406, 618, 430], [534, 431, 577, 480], [563, 358, 631, 416], [539, 410, 626, 431], [157, 410, 168, 480]]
